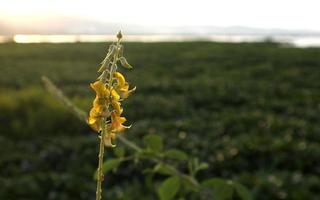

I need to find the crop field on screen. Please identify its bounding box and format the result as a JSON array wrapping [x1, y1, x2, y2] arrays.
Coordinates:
[[0, 42, 319, 199]]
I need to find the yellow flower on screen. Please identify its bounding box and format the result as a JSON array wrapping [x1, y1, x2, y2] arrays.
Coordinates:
[[108, 112, 131, 133], [88, 81, 111, 132], [90, 80, 109, 98], [114, 72, 136, 99], [111, 100, 123, 115], [111, 88, 120, 101], [88, 107, 102, 132], [103, 133, 116, 147], [114, 71, 126, 86], [100, 112, 130, 147]]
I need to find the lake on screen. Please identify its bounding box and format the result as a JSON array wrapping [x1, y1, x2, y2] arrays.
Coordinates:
[[1, 34, 320, 47]]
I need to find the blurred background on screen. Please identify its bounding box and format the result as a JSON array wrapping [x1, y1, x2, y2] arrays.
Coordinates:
[[0, 0, 319, 199]]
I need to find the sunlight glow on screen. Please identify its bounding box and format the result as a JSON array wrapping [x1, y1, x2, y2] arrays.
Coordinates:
[[1, 0, 320, 31]]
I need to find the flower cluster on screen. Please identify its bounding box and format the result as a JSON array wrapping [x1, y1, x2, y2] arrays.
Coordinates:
[[88, 31, 135, 147]]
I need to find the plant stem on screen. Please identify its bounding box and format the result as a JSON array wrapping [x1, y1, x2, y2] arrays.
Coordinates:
[[96, 118, 106, 200]]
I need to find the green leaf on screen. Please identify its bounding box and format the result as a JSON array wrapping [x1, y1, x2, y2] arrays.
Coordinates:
[[164, 149, 188, 161], [153, 163, 174, 175], [181, 178, 199, 193], [102, 158, 121, 173], [197, 162, 209, 171], [158, 176, 181, 200], [143, 134, 163, 152], [202, 178, 234, 200], [202, 178, 225, 188], [234, 183, 253, 200], [114, 147, 125, 158], [93, 158, 121, 180]]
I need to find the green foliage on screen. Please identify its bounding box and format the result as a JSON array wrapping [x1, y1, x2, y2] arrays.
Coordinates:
[[152, 164, 174, 176], [202, 178, 253, 200], [143, 134, 163, 152], [202, 178, 234, 200], [188, 158, 209, 176], [0, 87, 88, 139], [101, 158, 122, 173], [234, 182, 253, 200], [100, 133, 251, 200], [94, 158, 123, 180], [163, 149, 188, 161], [0, 42, 319, 199], [158, 176, 181, 200], [114, 147, 125, 158]]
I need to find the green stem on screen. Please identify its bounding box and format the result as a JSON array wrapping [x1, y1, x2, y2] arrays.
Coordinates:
[[96, 118, 107, 200]]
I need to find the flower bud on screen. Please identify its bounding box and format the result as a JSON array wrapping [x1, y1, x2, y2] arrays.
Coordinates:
[[119, 57, 133, 69], [117, 31, 123, 40]]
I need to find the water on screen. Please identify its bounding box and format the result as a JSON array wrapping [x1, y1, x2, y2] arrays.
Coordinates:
[[1, 34, 320, 47]]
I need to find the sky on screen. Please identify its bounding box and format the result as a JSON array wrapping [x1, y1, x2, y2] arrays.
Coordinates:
[[1, 0, 320, 31]]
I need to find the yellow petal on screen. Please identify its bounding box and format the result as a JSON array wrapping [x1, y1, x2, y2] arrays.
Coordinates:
[[109, 112, 130, 133], [88, 108, 99, 124], [90, 81, 104, 94], [93, 96, 107, 109], [111, 89, 120, 100], [88, 108, 101, 132], [120, 86, 136, 99], [114, 72, 126, 86], [118, 116, 127, 124], [90, 81, 109, 98], [104, 133, 116, 147], [119, 83, 129, 92], [115, 124, 131, 133], [111, 100, 123, 114]]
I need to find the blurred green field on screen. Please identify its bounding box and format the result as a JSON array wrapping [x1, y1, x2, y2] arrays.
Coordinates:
[[0, 42, 319, 200]]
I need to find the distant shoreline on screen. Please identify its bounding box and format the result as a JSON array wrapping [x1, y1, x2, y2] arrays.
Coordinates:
[[1, 34, 320, 47]]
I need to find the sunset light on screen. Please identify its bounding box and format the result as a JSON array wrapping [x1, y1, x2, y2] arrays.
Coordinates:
[[1, 0, 320, 31]]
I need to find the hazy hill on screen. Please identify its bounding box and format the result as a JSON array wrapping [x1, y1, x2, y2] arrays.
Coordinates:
[[1, 17, 320, 36]]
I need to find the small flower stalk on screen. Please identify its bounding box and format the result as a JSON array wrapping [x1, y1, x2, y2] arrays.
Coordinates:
[[88, 31, 135, 200]]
